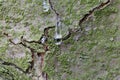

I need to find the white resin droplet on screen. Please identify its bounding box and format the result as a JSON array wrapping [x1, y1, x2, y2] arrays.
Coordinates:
[[43, 0, 50, 12]]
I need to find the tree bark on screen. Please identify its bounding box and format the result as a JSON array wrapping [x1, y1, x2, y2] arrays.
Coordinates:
[[32, 52, 47, 80]]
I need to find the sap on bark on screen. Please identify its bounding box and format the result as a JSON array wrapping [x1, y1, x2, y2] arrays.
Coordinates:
[[54, 17, 62, 45], [42, 0, 50, 12]]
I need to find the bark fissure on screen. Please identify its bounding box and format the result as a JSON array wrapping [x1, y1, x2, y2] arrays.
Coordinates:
[[3, 32, 48, 80], [78, 0, 111, 31]]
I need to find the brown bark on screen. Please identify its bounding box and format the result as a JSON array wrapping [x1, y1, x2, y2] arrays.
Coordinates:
[[32, 52, 47, 80]]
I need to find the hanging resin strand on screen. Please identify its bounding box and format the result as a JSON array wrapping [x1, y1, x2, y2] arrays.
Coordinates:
[[42, 0, 50, 12], [54, 16, 62, 45]]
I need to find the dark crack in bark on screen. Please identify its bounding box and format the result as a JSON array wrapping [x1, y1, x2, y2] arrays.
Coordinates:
[[0, 58, 26, 74], [78, 0, 111, 31]]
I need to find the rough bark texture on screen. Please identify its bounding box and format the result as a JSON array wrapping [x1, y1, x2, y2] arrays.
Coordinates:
[[0, 0, 120, 80]]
